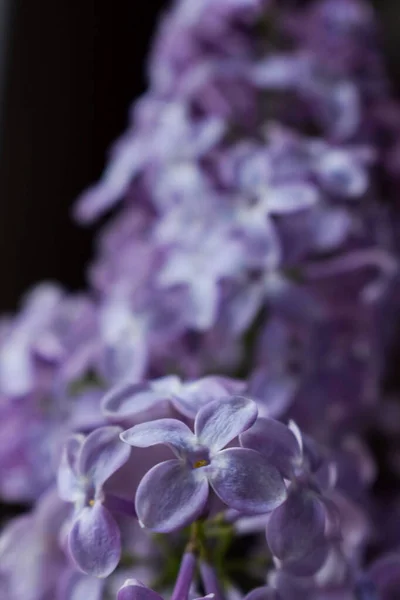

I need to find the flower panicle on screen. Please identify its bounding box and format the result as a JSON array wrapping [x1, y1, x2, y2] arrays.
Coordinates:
[[1, 0, 400, 600]]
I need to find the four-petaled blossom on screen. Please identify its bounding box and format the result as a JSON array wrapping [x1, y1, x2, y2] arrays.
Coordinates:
[[57, 426, 131, 577], [120, 397, 287, 532], [241, 418, 332, 575]]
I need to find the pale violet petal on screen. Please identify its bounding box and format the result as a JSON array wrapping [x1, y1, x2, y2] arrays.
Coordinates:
[[120, 419, 196, 458], [195, 397, 258, 451], [135, 459, 209, 532], [208, 448, 287, 514]]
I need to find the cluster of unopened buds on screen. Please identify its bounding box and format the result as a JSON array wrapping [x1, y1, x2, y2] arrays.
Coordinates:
[[1, 0, 400, 598]]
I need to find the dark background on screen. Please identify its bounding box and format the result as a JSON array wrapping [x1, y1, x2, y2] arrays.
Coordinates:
[[0, 0, 399, 312], [0, 1, 165, 311]]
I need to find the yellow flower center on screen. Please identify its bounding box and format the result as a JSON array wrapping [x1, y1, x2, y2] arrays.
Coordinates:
[[193, 459, 209, 469]]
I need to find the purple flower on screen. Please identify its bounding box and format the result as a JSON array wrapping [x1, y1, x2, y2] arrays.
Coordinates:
[[97, 297, 149, 384], [221, 137, 319, 216], [157, 221, 245, 330], [299, 0, 376, 74], [0, 283, 63, 397], [96, 284, 187, 384], [0, 488, 69, 600], [120, 397, 286, 531], [311, 142, 373, 198], [241, 418, 332, 574], [0, 283, 97, 399], [75, 100, 225, 223], [1, 0, 399, 596], [58, 426, 131, 577], [102, 374, 245, 422]]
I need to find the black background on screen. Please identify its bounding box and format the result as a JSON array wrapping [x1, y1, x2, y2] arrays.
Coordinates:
[[0, 1, 165, 311], [0, 0, 399, 312]]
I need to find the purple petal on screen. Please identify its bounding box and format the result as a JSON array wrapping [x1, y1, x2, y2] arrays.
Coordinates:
[[118, 580, 163, 600], [272, 570, 310, 600], [265, 276, 325, 322], [135, 459, 209, 532], [68, 503, 121, 577], [0, 340, 34, 397], [78, 426, 131, 489], [282, 540, 329, 576], [172, 552, 197, 600], [266, 489, 326, 563], [315, 149, 368, 198], [209, 448, 287, 514], [368, 553, 400, 598], [244, 587, 278, 600], [101, 334, 148, 385], [102, 382, 169, 420], [58, 569, 104, 600], [74, 138, 142, 223], [57, 434, 85, 502], [189, 277, 220, 331], [240, 418, 301, 479], [120, 419, 195, 458], [267, 183, 318, 214], [171, 376, 245, 419], [288, 421, 303, 455], [200, 560, 226, 600], [247, 370, 297, 419], [195, 396, 258, 451], [98, 300, 148, 383]]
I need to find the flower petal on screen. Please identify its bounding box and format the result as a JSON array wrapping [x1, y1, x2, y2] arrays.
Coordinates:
[[266, 489, 326, 563], [117, 580, 163, 600], [266, 183, 318, 214], [57, 434, 85, 502], [315, 149, 368, 198], [120, 419, 195, 458], [189, 276, 220, 331], [0, 340, 34, 397], [171, 376, 245, 419], [101, 382, 170, 420], [58, 568, 104, 600], [135, 459, 209, 532], [240, 418, 301, 479], [195, 396, 258, 451], [244, 587, 278, 600], [68, 503, 121, 577], [209, 448, 287, 514], [78, 426, 131, 489], [98, 299, 148, 383], [282, 540, 329, 576], [247, 370, 297, 419], [368, 554, 400, 599]]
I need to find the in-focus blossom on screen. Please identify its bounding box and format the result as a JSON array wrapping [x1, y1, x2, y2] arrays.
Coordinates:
[[121, 396, 286, 531], [58, 426, 130, 576]]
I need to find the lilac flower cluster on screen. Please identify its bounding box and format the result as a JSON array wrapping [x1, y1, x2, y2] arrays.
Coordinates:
[[73, 0, 398, 440], [1, 0, 400, 599], [1, 391, 399, 599]]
